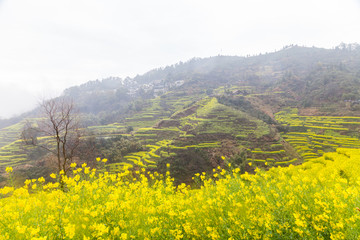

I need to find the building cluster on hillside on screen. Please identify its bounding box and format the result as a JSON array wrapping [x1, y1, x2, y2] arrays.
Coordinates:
[[128, 79, 185, 97], [63, 75, 186, 99]]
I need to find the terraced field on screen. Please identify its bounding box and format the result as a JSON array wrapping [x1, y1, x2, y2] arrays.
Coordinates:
[[0, 140, 33, 168], [0, 121, 27, 148], [181, 97, 298, 167], [87, 123, 126, 137], [1, 88, 280, 174], [88, 96, 304, 172], [0, 120, 39, 171], [105, 96, 286, 172], [107, 140, 172, 171], [171, 97, 267, 137], [123, 92, 206, 129], [3, 96, 348, 177], [276, 108, 360, 161]]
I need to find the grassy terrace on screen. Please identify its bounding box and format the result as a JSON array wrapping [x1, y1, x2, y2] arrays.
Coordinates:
[[124, 93, 206, 129], [275, 108, 360, 161], [178, 97, 270, 138], [107, 96, 278, 171], [106, 138, 216, 171], [0, 140, 35, 169], [87, 123, 125, 136], [0, 120, 39, 170], [0, 121, 27, 148], [171, 97, 295, 166]]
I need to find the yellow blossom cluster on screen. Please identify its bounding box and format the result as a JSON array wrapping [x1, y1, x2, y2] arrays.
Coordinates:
[[1, 151, 360, 239]]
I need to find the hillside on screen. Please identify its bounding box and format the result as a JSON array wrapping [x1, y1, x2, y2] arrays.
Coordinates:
[[1, 44, 360, 184]]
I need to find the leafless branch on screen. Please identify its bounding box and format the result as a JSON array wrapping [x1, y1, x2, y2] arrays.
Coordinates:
[[22, 97, 82, 178]]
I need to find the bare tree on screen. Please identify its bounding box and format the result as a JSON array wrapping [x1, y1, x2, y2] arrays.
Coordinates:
[[22, 97, 81, 177]]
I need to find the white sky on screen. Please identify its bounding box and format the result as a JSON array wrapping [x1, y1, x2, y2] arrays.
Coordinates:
[[0, 0, 359, 118]]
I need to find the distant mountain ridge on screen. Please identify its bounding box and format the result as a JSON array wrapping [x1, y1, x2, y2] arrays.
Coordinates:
[[1, 43, 360, 129], [62, 43, 360, 119]]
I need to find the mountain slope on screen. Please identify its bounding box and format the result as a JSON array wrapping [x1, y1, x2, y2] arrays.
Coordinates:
[[1, 44, 360, 184]]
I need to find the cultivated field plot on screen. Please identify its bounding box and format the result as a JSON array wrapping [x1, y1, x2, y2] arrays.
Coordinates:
[[0, 120, 40, 170], [109, 97, 296, 170], [124, 93, 206, 129], [87, 123, 126, 137], [0, 140, 31, 168], [276, 108, 360, 160], [0, 121, 27, 148]]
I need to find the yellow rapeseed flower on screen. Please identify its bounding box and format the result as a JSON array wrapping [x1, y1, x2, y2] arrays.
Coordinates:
[[38, 177, 45, 183], [0, 146, 360, 239], [64, 223, 76, 239], [120, 233, 128, 240], [16, 225, 26, 234]]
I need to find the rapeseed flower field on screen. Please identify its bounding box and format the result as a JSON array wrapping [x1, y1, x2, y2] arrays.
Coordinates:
[[1, 149, 360, 239]]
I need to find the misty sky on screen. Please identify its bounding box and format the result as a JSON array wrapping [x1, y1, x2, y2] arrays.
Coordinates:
[[0, 0, 360, 118]]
